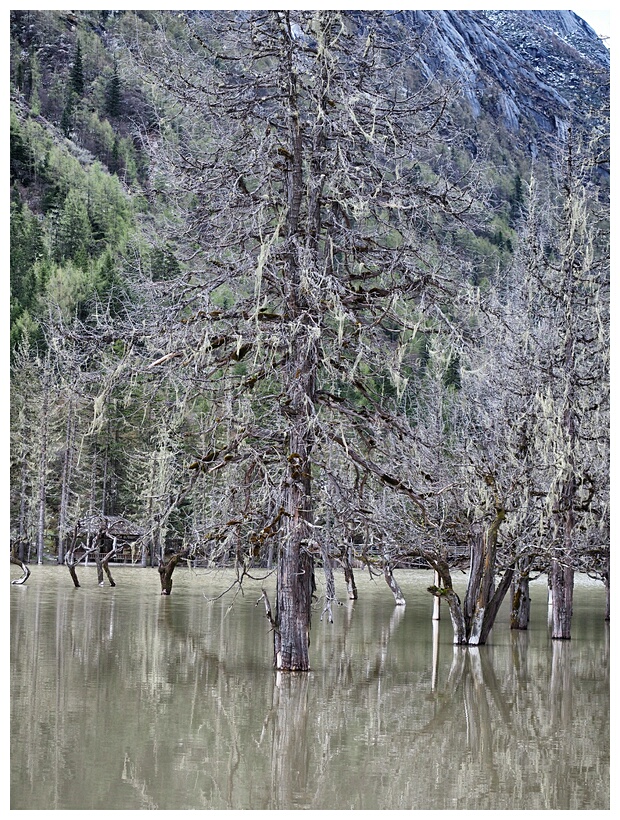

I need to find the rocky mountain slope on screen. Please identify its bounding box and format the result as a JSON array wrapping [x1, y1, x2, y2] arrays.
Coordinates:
[[401, 9, 608, 153]]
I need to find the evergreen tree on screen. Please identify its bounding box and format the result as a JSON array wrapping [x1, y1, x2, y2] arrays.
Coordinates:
[[509, 173, 525, 225], [10, 196, 47, 347], [53, 189, 92, 267], [105, 62, 122, 119], [27, 46, 41, 115], [60, 93, 75, 138], [70, 40, 84, 97]]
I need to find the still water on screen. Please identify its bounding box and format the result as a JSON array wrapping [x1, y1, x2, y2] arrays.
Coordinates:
[[10, 566, 609, 810]]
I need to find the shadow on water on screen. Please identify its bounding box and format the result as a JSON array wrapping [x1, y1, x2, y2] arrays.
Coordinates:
[[10, 567, 609, 810]]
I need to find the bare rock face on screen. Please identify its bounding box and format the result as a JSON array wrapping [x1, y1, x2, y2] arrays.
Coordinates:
[[393, 9, 608, 151]]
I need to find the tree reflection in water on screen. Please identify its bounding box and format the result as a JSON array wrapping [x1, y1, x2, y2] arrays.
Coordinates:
[[10, 568, 609, 810]]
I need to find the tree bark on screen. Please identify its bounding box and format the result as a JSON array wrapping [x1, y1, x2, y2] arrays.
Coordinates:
[[510, 570, 531, 629], [431, 619, 440, 691], [384, 564, 406, 606], [101, 537, 118, 587], [342, 550, 358, 600], [427, 507, 511, 646], [320, 548, 336, 623], [10, 555, 30, 585], [476, 566, 514, 645], [272, 18, 317, 672], [158, 550, 188, 595], [428, 582, 466, 645], [275, 444, 315, 669], [465, 527, 496, 644], [36, 372, 50, 565], [57, 398, 75, 565], [550, 559, 574, 639], [95, 546, 104, 586], [427, 558, 466, 644], [432, 570, 441, 620], [274, 346, 315, 669], [464, 503, 507, 645], [66, 526, 82, 588]]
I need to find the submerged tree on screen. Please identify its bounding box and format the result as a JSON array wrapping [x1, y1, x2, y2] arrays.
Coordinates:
[[523, 135, 609, 639], [128, 10, 477, 670]]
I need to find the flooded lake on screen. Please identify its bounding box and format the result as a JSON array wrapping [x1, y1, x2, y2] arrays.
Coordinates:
[[10, 566, 609, 810]]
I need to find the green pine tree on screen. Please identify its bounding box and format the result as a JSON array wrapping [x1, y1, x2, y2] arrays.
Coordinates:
[[61, 93, 75, 138], [105, 62, 122, 119], [54, 190, 93, 267], [70, 41, 84, 96]]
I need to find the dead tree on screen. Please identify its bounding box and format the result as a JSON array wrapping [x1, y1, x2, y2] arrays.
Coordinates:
[[10, 554, 31, 585], [158, 548, 190, 595], [65, 514, 144, 588], [129, 9, 477, 669]]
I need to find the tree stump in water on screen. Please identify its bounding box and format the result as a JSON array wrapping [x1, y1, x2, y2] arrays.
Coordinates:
[[158, 550, 189, 595]]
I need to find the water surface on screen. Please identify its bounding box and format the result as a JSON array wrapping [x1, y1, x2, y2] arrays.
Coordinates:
[[10, 566, 609, 810]]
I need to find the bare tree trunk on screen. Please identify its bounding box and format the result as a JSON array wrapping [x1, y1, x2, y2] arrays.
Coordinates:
[[551, 478, 576, 639], [274, 343, 316, 668], [464, 503, 509, 645], [465, 527, 494, 644], [440, 588, 467, 644], [67, 562, 80, 588], [66, 525, 81, 588], [57, 399, 75, 565], [66, 526, 99, 588], [10, 555, 30, 585], [36, 374, 50, 565], [431, 619, 440, 691], [427, 560, 466, 644], [102, 543, 118, 587], [550, 559, 574, 639], [384, 564, 406, 606], [476, 567, 514, 645], [342, 549, 358, 600], [100, 537, 118, 587], [17, 438, 29, 563], [427, 518, 511, 647], [158, 550, 187, 595], [275, 450, 315, 669], [432, 570, 441, 620], [95, 536, 105, 586], [510, 569, 531, 629], [320, 546, 336, 623], [272, 22, 317, 672]]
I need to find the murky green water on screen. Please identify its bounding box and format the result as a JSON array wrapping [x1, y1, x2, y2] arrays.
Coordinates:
[[10, 566, 609, 810]]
